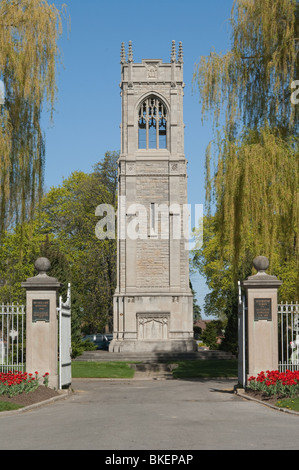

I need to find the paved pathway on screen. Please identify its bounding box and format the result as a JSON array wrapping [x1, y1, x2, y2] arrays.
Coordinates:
[[0, 377, 298, 451]]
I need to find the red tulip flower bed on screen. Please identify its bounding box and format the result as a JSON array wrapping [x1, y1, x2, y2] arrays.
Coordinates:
[[0, 371, 49, 398], [248, 370, 299, 399]]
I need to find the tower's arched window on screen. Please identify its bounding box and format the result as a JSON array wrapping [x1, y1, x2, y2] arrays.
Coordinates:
[[138, 96, 167, 150]]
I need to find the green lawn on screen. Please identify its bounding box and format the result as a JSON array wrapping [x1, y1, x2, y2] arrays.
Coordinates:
[[0, 401, 23, 412], [71, 359, 238, 379], [72, 361, 135, 379], [172, 359, 238, 379], [276, 397, 299, 412]]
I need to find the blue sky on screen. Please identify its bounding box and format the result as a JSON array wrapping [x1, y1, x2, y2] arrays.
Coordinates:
[[42, 0, 233, 317]]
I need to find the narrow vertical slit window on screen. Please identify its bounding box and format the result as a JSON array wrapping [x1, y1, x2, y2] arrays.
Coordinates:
[[150, 203, 156, 236]]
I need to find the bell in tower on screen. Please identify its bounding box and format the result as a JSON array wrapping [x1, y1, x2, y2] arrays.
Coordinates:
[[109, 41, 196, 353]]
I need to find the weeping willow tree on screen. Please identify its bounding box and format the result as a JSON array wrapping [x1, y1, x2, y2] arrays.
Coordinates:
[[0, 0, 65, 241], [193, 0, 299, 308], [194, 0, 299, 134], [204, 127, 298, 299]]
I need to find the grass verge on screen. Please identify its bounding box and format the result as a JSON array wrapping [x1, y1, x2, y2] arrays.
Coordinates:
[[172, 359, 238, 379], [275, 397, 299, 412], [72, 361, 135, 379], [72, 359, 238, 379], [0, 401, 23, 412]]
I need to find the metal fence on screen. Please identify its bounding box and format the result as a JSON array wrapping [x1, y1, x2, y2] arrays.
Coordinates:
[[58, 283, 72, 389], [278, 301, 299, 372], [0, 303, 25, 373], [238, 281, 247, 388]]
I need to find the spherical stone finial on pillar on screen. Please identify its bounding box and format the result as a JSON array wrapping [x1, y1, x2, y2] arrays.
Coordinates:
[[34, 257, 51, 275], [253, 256, 269, 273]]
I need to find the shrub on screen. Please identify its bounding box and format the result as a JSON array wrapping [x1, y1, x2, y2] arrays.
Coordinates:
[[193, 326, 202, 340], [71, 338, 97, 358], [201, 320, 223, 350]]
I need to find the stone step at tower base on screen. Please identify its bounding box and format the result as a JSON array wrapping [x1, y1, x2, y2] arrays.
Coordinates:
[[74, 349, 236, 362]]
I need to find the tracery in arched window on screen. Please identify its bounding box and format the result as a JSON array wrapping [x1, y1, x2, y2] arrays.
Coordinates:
[[138, 97, 167, 150]]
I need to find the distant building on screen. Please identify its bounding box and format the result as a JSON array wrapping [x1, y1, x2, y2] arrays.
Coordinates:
[[194, 319, 212, 333]]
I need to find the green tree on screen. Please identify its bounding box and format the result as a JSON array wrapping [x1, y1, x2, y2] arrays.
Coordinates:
[[0, 220, 46, 302], [192, 0, 299, 322], [190, 281, 201, 321], [38, 152, 119, 333], [93, 151, 119, 206], [202, 128, 298, 295], [201, 320, 224, 350], [194, 0, 299, 135], [0, 0, 66, 240], [39, 235, 71, 301], [0, 151, 119, 340]]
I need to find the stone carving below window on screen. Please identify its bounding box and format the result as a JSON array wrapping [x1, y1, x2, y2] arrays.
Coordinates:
[[137, 313, 169, 340], [126, 163, 135, 174]]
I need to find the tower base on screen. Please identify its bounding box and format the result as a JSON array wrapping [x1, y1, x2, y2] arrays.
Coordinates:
[[109, 339, 197, 353], [109, 293, 196, 354]]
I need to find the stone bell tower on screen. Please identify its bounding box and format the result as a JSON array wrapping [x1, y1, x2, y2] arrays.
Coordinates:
[[109, 41, 196, 353]]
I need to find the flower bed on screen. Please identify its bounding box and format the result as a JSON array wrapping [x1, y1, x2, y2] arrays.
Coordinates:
[[0, 371, 49, 398], [248, 370, 299, 399]]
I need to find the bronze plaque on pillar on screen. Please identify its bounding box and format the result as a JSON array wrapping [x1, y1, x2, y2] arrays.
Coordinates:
[[32, 299, 50, 322], [254, 298, 272, 321]]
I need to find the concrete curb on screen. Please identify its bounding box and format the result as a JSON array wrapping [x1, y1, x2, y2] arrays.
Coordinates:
[[235, 388, 299, 416]]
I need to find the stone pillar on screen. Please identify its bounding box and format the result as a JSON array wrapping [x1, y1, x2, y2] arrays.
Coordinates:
[[243, 256, 282, 378], [22, 258, 61, 389]]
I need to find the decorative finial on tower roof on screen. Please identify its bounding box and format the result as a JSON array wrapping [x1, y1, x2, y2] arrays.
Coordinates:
[[120, 42, 126, 64], [171, 40, 176, 63], [128, 40, 133, 63], [178, 41, 183, 64]]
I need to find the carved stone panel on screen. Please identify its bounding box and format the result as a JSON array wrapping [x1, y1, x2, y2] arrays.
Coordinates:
[[126, 162, 136, 175], [144, 60, 160, 81], [137, 313, 169, 340], [147, 65, 158, 80]]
